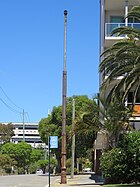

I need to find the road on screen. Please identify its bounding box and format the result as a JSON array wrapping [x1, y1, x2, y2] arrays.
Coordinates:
[[0, 174, 100, 187], [0, 174, 49, 187]]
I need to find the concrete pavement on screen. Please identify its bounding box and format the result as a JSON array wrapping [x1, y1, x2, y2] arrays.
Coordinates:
[[50, 174, 103, 187]]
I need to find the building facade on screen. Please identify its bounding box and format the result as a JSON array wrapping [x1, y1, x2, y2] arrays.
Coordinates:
[[94, 0, 140, 175], [3, 122, 46, 148], [100, 0, 140, 129]]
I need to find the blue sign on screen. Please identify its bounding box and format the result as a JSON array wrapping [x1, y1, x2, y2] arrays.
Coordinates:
[[50, 136, 58, 148]]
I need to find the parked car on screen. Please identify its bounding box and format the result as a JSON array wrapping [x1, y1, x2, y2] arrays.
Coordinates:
[[36, 169, 43, 175], [82, 168, 91, 172]]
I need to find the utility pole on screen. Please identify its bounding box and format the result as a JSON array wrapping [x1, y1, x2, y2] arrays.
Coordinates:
[[61, 10, 68, 184], [23, 109, 25, 141], [71, 98, 75, 178]]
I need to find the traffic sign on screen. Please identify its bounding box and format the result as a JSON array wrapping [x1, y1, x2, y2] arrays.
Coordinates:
[[50, 136, 58, 148]]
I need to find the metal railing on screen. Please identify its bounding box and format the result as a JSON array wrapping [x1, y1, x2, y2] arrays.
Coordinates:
[[105, 23, 140, 37]]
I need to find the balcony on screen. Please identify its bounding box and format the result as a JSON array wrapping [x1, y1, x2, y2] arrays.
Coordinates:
[[105, 23, 140, 37], [105, 0, 139, 11], [104, 22, 140, 48]]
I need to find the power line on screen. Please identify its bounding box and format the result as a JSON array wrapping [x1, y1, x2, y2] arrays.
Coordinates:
[[0, 98, 21, 114], [0, 86, 31, 122], [25, 112, 31, 123], [0, 86, 23, 110]]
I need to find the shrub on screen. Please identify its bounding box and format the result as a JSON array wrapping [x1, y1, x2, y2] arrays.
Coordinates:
[[100, 148, 127, 184], [100, 131, 140, 184]]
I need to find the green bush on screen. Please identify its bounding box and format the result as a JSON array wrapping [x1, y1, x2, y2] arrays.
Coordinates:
[[66, 167, 77, 174], [28, 162, 39, 174], [100, 148, 127, 184], [100, 131, 140, 184]]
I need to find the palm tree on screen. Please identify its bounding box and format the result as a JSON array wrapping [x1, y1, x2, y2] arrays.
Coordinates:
[[91, 94, 133, 148], [73, 95, 132, 148], [99, 97, 132, 148], [73, 101, 101, 136], [99, 6, 140, 105]]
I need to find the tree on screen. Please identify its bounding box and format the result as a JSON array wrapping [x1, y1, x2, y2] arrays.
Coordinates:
[[118, 131, 140, 183], [15, 142, 32, 172], [100, 147, 127, 184], [1, 142, 57, 174], [36, 160, 48, 173], [1, 142, 32, 173], [73, 97, 100, 158], [0, 123, 14, 145], [100, 131, 140, 184], [1, 142, 16, 157], [73, 97, 101, 136], [99, 6, 140, 105], [99, 96, 132, 148], [30, 149, 42, 164], [38, 95, 99, 171], [0, 153, 17, 174]]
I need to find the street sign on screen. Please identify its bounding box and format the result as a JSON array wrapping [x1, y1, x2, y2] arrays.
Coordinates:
[[50, 136, 58, 148]]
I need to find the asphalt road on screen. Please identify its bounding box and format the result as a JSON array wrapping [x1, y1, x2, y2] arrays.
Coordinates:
[[0, 174, 101, 187], [0, 174, 49, 187]]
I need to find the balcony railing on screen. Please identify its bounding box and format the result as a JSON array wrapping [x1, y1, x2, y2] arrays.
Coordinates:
[[105, 23, 140, 37]]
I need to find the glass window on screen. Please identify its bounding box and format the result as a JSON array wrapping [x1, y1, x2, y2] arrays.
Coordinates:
[[128, 92, 140, 103], [135, 18, 140, 23], [128, 92, 133, 103], [128, 18, 133, 23], [136, 94, 140, 103], [110, 16, 124, 23], [108, 16, 125, 36]]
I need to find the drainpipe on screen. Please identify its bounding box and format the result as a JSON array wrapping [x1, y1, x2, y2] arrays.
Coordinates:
[[125, 0, 128, 26]]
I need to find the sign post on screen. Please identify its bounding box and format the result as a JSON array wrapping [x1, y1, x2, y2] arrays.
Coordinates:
[[48, 136, 50, 187], [50, 136, 58, 149], [48, 136, 58, 187]]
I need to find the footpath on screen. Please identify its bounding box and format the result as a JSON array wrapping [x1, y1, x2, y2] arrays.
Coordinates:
[[50, 174, 103, 187]]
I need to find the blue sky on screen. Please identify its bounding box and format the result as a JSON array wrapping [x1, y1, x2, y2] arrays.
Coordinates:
[[0, 0, 100, 123]]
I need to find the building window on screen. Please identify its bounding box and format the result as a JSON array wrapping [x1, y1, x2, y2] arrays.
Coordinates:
[[110, 16, 124, 23], [18, 134, 40, 137], [106, 16, 125, 36], [128, 92, 140, 104]]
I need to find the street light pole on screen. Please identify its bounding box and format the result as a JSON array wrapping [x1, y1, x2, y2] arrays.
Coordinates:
[[61, 9, 68, 184]]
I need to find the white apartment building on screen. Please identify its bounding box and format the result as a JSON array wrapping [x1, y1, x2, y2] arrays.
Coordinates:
[[100, 0, 140, 129], [100, 0, 140, 53], [3, 122, 46, 148], [94, 0, 140, 175]]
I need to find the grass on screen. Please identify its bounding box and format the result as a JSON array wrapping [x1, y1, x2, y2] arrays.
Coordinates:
[[104, 185, 140, 187]]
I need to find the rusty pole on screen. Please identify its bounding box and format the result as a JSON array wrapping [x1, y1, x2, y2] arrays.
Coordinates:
[[61, 10, 68, 184]]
